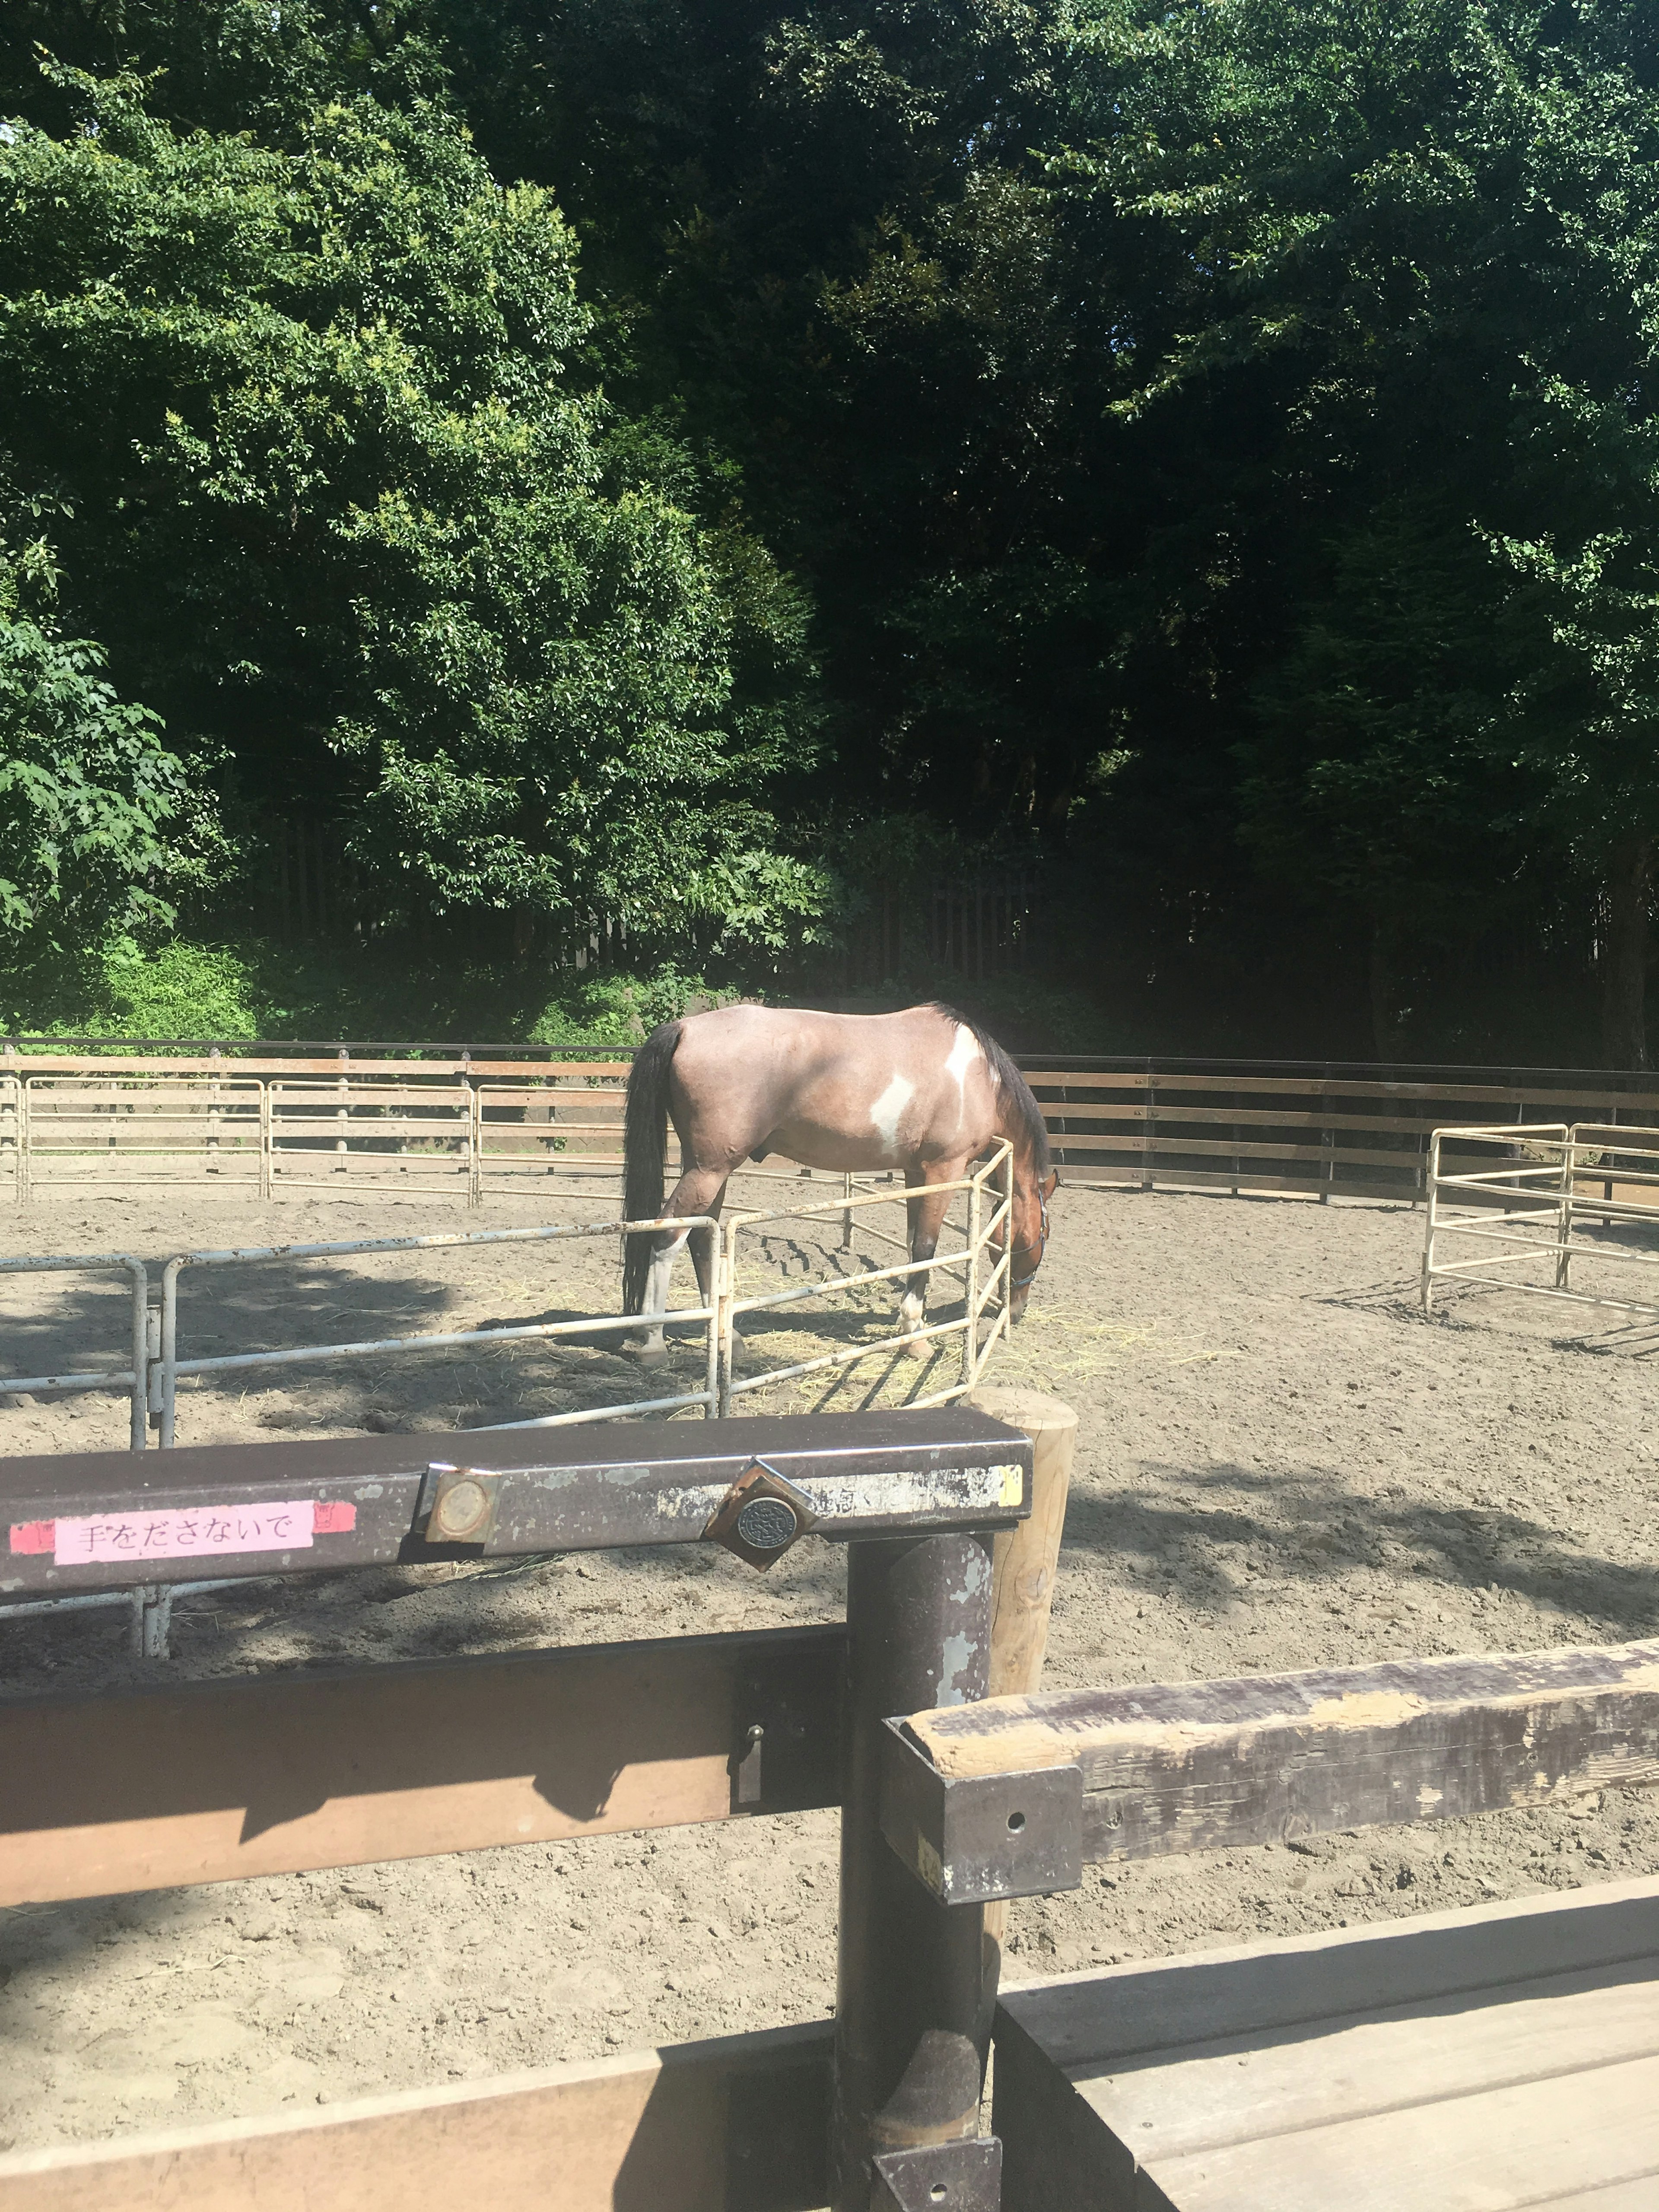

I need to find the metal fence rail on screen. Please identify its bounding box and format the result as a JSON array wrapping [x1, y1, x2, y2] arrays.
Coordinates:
[[1421, 1119, 1659, 1319], [6, 1162, 1020, 1469], [0, 1251, 150, 1450], [151, 1214, 724, 1449], [722, 1145, 1014, 1413]]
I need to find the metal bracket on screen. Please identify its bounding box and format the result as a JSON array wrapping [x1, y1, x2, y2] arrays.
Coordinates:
[[703, 1459, 818, 1571], [871, 2136, 1003, 2211], [877, 1719, 1083, 1906], [420, 1465, 502, 1546]]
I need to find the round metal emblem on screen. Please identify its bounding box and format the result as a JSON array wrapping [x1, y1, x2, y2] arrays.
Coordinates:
[[433, 1477, 489, 1540], [734, 1495, 799, 1552]]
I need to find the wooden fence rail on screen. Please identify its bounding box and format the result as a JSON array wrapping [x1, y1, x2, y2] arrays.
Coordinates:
[[14, 1049, 1659, 1207]]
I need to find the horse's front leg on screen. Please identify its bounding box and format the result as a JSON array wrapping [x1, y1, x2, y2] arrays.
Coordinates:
[[633, 1167, 730, 1365], [899, 1169, 959, 1357]]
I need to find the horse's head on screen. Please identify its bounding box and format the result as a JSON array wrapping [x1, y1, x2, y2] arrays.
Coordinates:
[[1007, 1164, 1058, 1322]]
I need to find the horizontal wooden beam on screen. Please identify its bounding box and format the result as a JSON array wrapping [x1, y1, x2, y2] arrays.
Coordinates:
[[903, 1640, 1659, 1866], [0, 1624, 842, 1906], [0, 2018, 833, 2212]]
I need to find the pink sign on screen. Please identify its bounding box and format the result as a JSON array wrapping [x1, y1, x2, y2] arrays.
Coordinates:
[[9, 1498, 356, 1564]]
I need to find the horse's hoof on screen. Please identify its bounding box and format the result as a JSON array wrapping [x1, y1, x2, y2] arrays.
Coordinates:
[[900, 1333, 930, 1360], [633, 1341, 671, 1368]]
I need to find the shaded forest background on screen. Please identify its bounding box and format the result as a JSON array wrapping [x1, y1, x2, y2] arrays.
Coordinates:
[[5, 0, 1659, 1058]]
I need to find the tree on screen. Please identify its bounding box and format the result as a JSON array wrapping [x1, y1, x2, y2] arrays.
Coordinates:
[[1058, 0, 1659, 1058], [0, 59, 828, 962], [0, 525, 213, 987]]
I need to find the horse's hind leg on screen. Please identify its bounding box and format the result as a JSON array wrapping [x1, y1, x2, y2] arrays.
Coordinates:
[[632, 1167, 730, 1365]]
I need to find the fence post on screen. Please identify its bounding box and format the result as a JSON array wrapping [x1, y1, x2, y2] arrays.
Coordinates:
[[702, 1222, 722, 1419], [19, 1078, 29, 1204], [1320, 1076, 1334, 1203], [1556, 1126, 1576, 1291], [130, 1584, 173, 1659], [967, 1391, 1077, 1966], [831, 1532, 998, 2210], [467, 1080, 483, 1208], [1605, 1102, 1618, 1208], [259, 1080, 273, 1201], [127, 1260, 149, 1453], [1141, 1066, 1155, 1193], [716, 1229, 736, 1418], [157, 1257, 184, 1449], [961, 1168, 982, 1390], [1420, 1131, 1440, 1314]]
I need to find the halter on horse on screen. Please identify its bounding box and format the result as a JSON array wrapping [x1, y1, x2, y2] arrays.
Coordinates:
[[620, 1001, 1057, 1362]]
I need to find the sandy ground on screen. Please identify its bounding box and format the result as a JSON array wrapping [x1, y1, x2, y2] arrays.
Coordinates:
[[0, 1176, 1656, 2155]]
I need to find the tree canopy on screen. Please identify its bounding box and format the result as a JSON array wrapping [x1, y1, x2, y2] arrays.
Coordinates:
[[5, 0, 1659, 1057]]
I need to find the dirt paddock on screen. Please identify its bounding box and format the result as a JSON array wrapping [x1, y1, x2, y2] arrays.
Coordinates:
[[0, 1176, 1656, 2156]]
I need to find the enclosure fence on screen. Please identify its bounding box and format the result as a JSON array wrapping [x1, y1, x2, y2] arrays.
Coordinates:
[[0, 1413, 1653, 2211], [1421, 1119, 1659, 1320], [15, 1046, 1659, 1208], [4, 1147, 1014, 1461]]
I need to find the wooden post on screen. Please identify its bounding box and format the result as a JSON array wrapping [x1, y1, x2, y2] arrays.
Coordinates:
[[968, 1389, 1077, 1700], [966, 1389, 1077, 1958]]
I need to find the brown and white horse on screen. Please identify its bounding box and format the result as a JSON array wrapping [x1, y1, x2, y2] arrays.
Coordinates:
[[621, 1002, 1056, 1361]]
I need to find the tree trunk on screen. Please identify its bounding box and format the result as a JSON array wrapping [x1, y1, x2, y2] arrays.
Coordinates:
[[1600, 833, 1652, 1070]]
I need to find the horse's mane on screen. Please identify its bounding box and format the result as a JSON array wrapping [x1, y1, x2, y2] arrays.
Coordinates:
[[928, 1002, 1052, 1175]]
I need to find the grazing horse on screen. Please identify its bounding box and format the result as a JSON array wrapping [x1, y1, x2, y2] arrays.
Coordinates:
[[621, 1002, 1056, 1362]]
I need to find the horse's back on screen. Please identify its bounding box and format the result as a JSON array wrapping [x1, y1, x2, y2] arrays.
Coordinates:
[[667, 1002, 998, 1170]]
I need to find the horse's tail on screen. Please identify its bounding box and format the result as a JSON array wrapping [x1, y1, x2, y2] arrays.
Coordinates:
[[623, 1020, 683, 1313]]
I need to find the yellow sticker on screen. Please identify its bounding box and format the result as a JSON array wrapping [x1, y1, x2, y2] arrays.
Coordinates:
[[996, 1461, 1024, 1508], [917, 1835, 944, 1895]]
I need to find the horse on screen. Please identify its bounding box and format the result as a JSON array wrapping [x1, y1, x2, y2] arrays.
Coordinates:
[[620, 1001, 1056, 1362]]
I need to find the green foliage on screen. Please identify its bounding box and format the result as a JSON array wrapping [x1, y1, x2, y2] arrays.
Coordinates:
[[0, 525, 217, 973], [9, 0, 1659, 1057], [0, 55, 828, 964], [4, 930, 743, 1046]]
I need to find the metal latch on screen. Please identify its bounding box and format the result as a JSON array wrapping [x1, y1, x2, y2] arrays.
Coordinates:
[[420, 1465, 502, 1546], [703, 1459, 817, 1570], [877, 1719, 1083, 1907]]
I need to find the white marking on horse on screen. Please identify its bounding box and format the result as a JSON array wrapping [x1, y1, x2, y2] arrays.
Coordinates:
[[870, 1074, 915, 1159], [944, 1023, 979, 1130]]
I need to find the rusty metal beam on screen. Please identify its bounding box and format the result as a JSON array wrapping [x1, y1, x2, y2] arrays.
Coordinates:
[[0, 1624, 842, 1907], [0, 1408, 1030, 1598], [0, 2018, 833, 2212]]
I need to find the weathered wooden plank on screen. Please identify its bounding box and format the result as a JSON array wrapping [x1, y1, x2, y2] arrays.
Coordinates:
[[1023, 1067, 1659, 1112], [0, 2018, 832, 2212], [996, 1874, 1659, 2070], [0, 1624, 842, 1906], [1068, 1956, 1659, 2163], [1157, 2049, 1659, 2212], [1043, 1132, 1427, 1170], [1529, 2182, 1659, 2212], [994, 1878, 1659, 2212], [907, 1641, 1659, 1864], [1057, 1167, 1418, 1204]]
